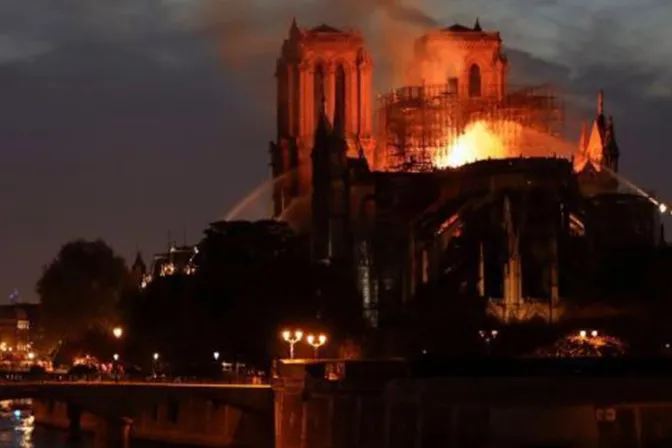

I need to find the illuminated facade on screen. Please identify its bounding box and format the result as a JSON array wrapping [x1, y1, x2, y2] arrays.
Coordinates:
[[270, 20, 374, 218], [139, 244, 198, 289], [269, 20, 658, 329]]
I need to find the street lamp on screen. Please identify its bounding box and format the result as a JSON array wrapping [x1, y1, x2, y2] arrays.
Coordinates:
[[306, 334, 327, 358], [282, 330, 303, 359], [479, 330, 498, 344], [113, 353, 119, 361], [213, 351, 220, 361], [479, 330, 499, 355], [153, 353, 159, 361], [112, 327, 123, 339]]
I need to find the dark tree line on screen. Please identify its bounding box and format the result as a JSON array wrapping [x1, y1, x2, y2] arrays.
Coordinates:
[[38, 221, 366, 371]]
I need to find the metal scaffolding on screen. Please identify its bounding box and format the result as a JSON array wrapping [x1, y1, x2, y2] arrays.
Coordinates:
[[374, 83, 565, 172]]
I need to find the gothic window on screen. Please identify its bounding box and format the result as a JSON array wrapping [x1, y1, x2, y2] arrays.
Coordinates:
[[468, 64, 481, 98], [314, 62, 325, 125], [334, 64, 346, 137]]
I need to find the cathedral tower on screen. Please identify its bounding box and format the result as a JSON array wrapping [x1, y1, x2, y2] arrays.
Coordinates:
[[409, 19, 508, 99], [270, 20, 373, 217]]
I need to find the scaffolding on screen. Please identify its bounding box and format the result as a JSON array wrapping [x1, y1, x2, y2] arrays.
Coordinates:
[[374, 83, 565, 172]]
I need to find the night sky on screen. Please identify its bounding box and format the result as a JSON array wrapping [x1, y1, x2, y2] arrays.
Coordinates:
[[1, 0, 670, 303]]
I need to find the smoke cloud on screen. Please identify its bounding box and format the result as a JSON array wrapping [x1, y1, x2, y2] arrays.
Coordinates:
[[198, 0, 441, 92]]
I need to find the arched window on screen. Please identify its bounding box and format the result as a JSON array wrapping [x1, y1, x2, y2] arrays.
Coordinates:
[[334, 64, 346, 137], [468, 64, 481, 98], [314, 63, 325, 126]]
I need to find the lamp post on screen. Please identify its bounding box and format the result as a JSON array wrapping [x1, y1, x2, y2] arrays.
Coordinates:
[[111, 327, 123, 382], [478, 330, 498, 355], [282, 330, 303, 359], [152, 353, 159, 378], [306, 334, 327, 358]]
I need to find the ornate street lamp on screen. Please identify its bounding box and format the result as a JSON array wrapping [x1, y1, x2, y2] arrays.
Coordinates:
[[306, 334, 327, 358], [282, 330, 303, 359]]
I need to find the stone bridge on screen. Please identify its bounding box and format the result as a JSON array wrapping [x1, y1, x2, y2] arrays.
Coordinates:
[[0, 381, 274, 447]]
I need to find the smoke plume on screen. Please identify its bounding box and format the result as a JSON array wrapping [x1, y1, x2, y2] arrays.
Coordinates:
[[199, 0, 441, 92]]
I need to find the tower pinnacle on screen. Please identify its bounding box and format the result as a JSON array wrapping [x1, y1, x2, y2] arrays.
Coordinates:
[[289, 17, 301, 39], [474, 17, 482, 31], [597, 89, 604, 115]]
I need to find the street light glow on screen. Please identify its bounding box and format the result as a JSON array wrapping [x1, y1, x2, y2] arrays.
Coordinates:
[[281, 329, 303, 359], [112, 327, 123, 339], [306, 333, 328, 358], [113, 353, 119, 361], [213, 351, 220, 361], [153, 353, 159, 361]]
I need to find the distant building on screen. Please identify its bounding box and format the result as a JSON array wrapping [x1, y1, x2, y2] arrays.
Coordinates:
[[0, 303, 40, 352], [139, 244, 198, 289]]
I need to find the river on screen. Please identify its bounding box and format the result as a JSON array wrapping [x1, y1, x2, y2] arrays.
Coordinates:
[[0, 400, 164, 448], [0, 418, 92, 448]]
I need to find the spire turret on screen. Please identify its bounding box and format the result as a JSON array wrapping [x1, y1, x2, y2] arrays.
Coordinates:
[[474, 17, 482, 31], [597, 89, 604, 116], [289, 17, 301, 40]]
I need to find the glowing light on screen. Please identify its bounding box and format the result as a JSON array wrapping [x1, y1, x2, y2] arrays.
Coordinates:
[[153, 353, 159, 361], [112, 327, 123, 339], [306, 334, 327, 346], [13, 410, 20, 418], [213, 351, 220, 361], [535, 331, 626, 357], [27, 352, 35, 360], [281, 329, 303, 359], [660, 204, 668, 214], [306, 334, 328, 358]]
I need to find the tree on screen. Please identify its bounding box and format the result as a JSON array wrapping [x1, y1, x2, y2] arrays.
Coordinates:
[[121, 220, 367, 370], [37, 239, 129, 344]]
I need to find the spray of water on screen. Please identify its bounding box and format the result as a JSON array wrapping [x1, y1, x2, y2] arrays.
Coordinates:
[[223, 170, 297, 221]]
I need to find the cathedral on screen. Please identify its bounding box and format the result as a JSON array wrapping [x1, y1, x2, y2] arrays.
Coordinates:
[[268, 19, 660, 329]]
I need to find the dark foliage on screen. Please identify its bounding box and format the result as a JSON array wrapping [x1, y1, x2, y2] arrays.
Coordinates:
[[122, 220, 365, 370], [36, 239, 129, 344]]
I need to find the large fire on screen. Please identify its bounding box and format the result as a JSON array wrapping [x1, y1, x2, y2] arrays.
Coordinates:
[[432, 120, 574, 169]]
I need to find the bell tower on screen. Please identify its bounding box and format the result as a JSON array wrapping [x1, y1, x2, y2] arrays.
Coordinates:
[[270, 20, 374, 217], [409, 19, 508, 99]]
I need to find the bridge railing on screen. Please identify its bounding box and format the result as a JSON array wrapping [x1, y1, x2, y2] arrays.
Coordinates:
[[0, 372, 269, 385]]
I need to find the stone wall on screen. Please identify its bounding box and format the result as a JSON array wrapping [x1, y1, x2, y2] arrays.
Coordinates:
[[273, 362, 672, 448], [34, 397, 250, 447]]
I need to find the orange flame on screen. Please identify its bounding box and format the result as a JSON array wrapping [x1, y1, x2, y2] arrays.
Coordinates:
[[432, 120, 573, 169], [433, 120, 521, 168]]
